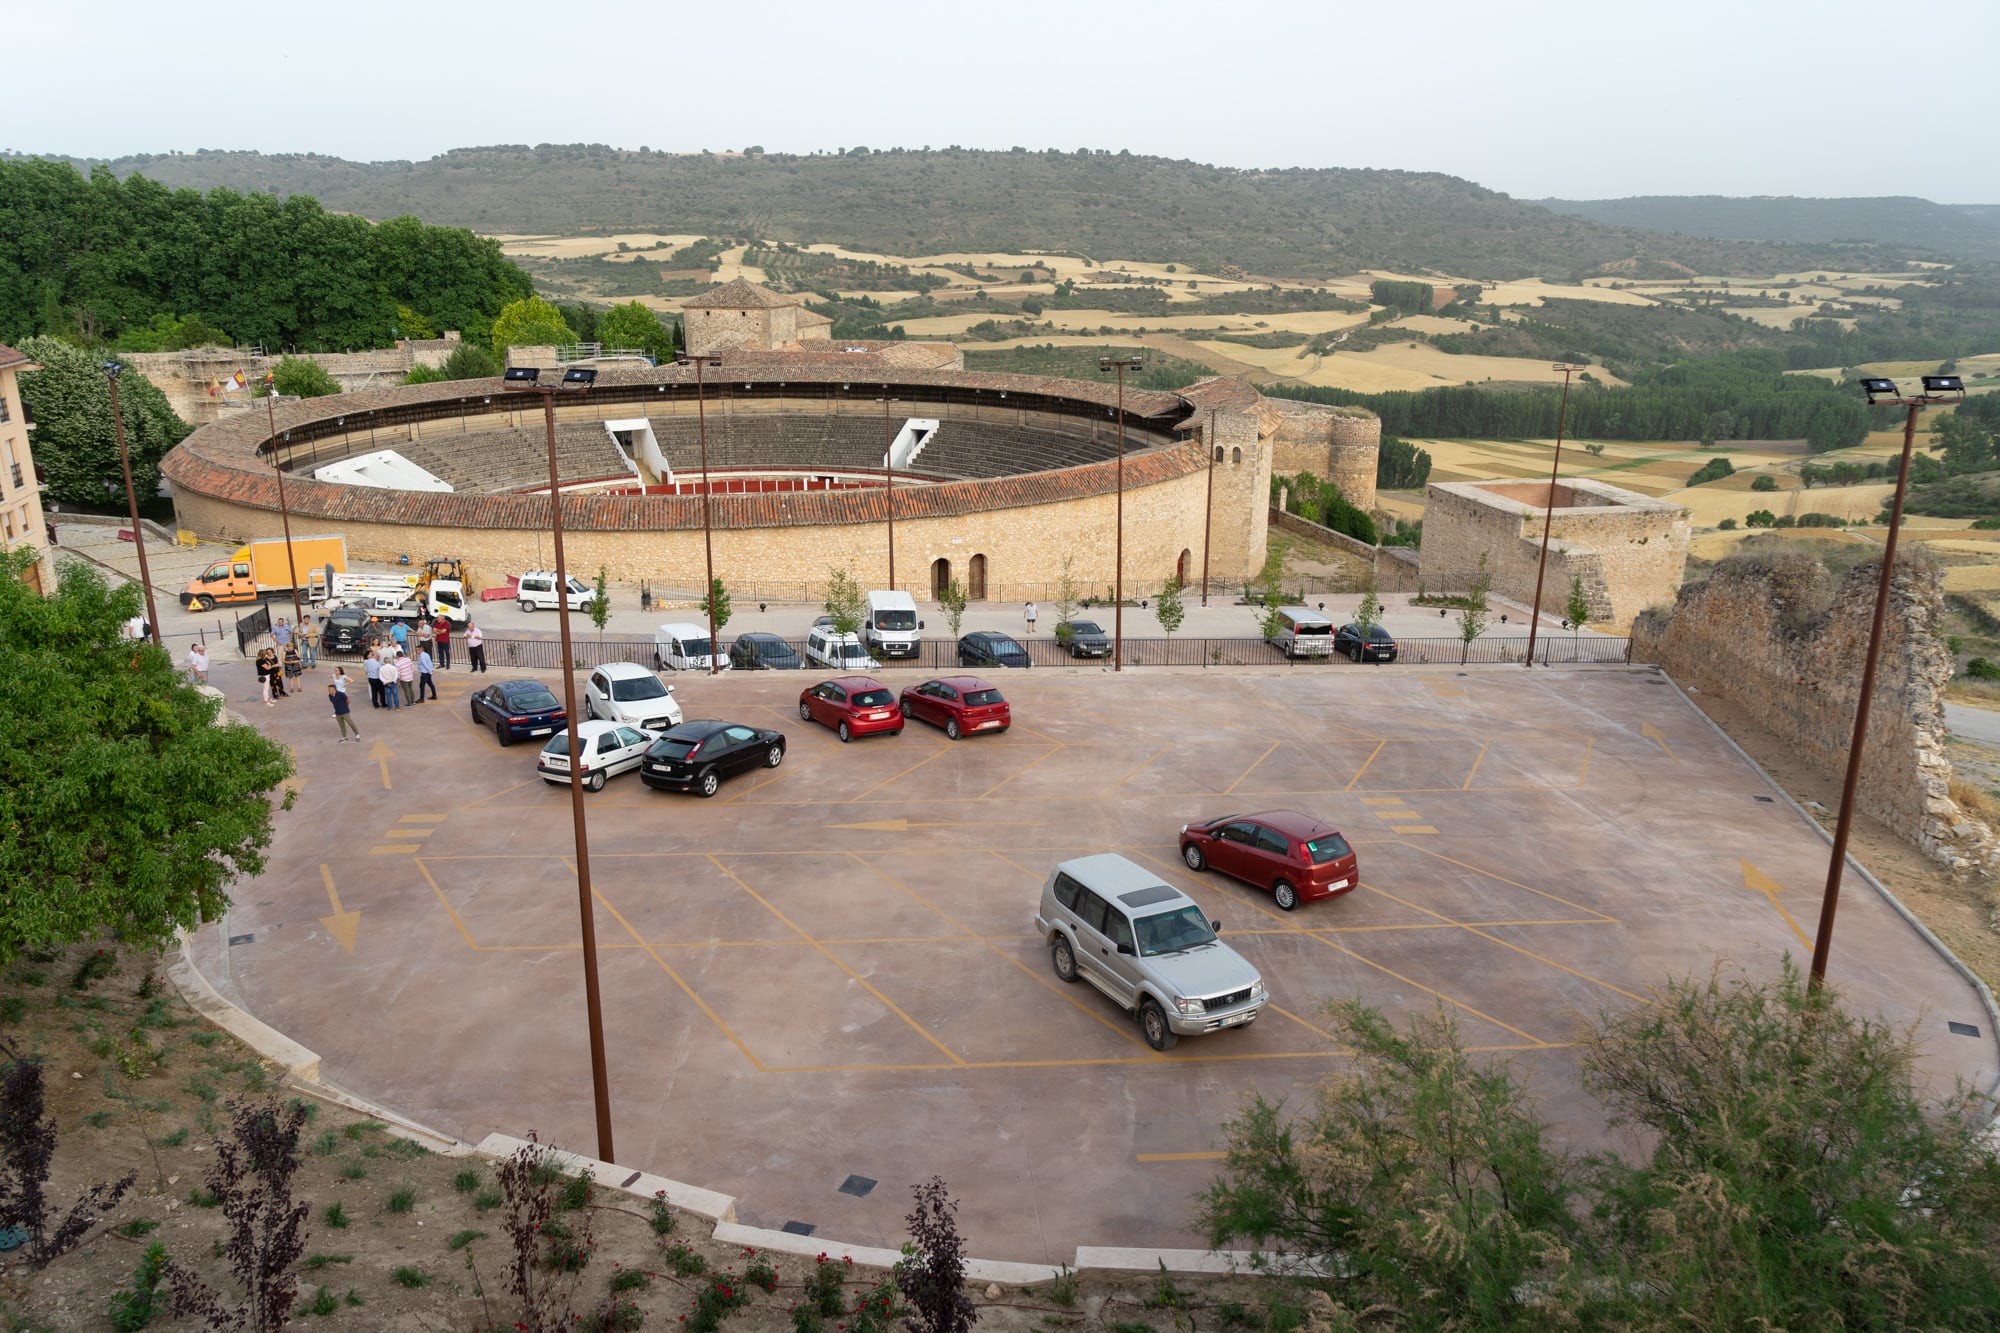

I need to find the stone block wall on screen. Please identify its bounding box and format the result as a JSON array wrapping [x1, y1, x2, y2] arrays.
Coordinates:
[[1417, 479, 1688, 627], [1631, 555, 1998, 871], [1267, 400, 1380, 510], [685, 308, 771, 356], [1204, 409, 1270, 583]]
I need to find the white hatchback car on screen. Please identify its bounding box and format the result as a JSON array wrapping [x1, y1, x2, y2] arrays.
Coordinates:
[[536, 721, 654, 792], [583, 662, 684, 731]]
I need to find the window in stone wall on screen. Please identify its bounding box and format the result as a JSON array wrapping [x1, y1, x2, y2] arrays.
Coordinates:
[[0, 395, 10, 423], [1231, 447, 1241, 465], [1213, 445, 1223, 463]]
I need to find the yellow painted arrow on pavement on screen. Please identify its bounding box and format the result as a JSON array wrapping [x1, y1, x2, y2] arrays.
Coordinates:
[[318, 864, 360, 955], [1742, 860, 1811, 950], [369, 739, 394, 790], [1640, 721, 1679, 763]]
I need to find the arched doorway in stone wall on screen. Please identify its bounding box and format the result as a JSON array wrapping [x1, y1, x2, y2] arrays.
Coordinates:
[[1176, 548, 1190, 584], [968, 554, 988, 600], [931, 557, 952, 601]]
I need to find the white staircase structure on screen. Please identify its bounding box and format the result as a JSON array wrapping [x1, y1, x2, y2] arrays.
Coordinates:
[[885, 418, 941, 471]]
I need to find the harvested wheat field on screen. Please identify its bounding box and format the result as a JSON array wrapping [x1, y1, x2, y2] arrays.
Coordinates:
[[494, 233, 704, 258], [1225, 341, 1588, 392]]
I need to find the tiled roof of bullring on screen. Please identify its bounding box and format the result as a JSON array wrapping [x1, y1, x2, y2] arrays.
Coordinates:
[[682, 278, 800, 310], [161, 366, 1206, 533]]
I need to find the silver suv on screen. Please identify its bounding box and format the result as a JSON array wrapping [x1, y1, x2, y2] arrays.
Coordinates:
[[1034, 853, 1268, 1050]]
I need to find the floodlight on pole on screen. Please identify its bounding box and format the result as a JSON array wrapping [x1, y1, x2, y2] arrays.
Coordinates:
[[1809, 372, 1965, 991], [501, 361, 615, 1164], [1099, 356, 1144, 672], [100, 362, 162, 647], [676, 355, 725, 676], [1201, 407, 1217, 608], [1523, 363, 1588, 669]]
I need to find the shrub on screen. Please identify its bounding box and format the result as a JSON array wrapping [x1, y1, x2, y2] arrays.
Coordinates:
[[1751, 474, 1779, 492], [0, 1056, 135, 1267], [807, 1254, 852, 1316], [1967, 657, 2000, 681], [1718, 517, 1738, 530], [165, 1099, 312, 1331], [1686, 456, 1735, 486], [1745, 509, 1777, 528], [898, 1177, 977, 1333], [108, 1240, 170, 1330]]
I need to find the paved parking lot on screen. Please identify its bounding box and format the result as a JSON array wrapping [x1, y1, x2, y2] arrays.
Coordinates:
[[187, 658, 1999, 1262]]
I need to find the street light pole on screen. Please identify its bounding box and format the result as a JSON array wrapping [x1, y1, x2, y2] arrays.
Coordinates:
[[100, 363, 162, 647], [881, 390, 898, 591], [678, 355, 724, 676], [1809, 373, 1965, 990], [502, 366, 615, 1164], [1200, 407, 1217, 608], [264, 386, 306, 635], [1524, 362, 1587, 669], [1099, 357, 1143, 671]]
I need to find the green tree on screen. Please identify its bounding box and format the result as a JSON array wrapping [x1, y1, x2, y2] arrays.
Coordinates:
[[589, 566, 611, 638], [1351, 583, 1381, 644], [269, 357, 341, 400], [1457, 552, 1490, 665], [938, 577, 968, 639], [16, 338, 189, 509], [0, 551, 292, 962], [403, 363, 446, 385], [1751, 473, 1779, 492], [489, 296, 577, 360], [395, 305, 438, 340], [1746, 508, 1778, 527], [1154, 574, 1185, 638], [1566, 573, 1591, 661], [1686, 456, 1735, 486], [597, 301, 676, 363], [822, 568, 863, 637], [702, 577, 732, 633], [1052, 556, 1082, 643], [1375, 434, 1432, 490], [438, 342, 501, 381]]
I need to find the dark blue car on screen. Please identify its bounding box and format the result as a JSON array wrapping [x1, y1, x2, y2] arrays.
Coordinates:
[[958, 631, 1032, 669], [470, 679, 568, 746], [730, 632, 803, 670]]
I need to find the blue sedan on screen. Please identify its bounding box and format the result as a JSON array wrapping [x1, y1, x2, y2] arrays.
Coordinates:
[[470, 679, 568, 746]]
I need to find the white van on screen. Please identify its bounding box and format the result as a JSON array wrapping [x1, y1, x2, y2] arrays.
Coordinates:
[[1267, 607, 1335, 659], [864, 590, 922, 660], [653, 622, 729, 672], [805, 624, 882, 672], [517, 570, 596, 614]]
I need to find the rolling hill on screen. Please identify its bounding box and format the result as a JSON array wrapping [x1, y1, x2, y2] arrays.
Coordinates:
[[1539, 195, 2000, 262]]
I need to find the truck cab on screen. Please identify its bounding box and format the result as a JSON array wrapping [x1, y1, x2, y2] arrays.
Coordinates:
[[864, 590, 922, 660], [180, 556, 255, 609]]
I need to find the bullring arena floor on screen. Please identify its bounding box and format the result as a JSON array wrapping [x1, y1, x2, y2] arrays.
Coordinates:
[[185, 655, 2000, 1263]]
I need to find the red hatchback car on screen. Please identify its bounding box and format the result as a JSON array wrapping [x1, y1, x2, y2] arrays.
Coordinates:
[[798, 676, 903, 742], [899, 676, 1011, 739], [1178, 810, 1359, 911]]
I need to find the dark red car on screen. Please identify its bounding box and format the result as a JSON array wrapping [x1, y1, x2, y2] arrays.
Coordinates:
[[1177, 810, 1358, 911], [798, 676, 903, 742], [899, 676, 1012, 740]]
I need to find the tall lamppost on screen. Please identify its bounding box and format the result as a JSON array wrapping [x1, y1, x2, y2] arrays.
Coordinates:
[[1200, 406, 1217, 608], [1099, 357, 1143, 671], [676, 355, 723, 675], [1523, 362, 1588, 669], [1808, 373, 1965, 990], [879, 390, 899, 591], [100, 362, 162, 647], [263, 386, 306, 634], [500, 364, 616, 1164]]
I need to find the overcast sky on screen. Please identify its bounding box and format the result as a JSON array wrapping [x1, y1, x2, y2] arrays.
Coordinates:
[[10, 0, 1987, 205]]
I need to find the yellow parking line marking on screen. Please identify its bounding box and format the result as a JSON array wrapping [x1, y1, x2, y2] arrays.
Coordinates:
[[1359, 796, 1405, 806], [1344, 740, 1387, 791], [1221, 740, 1281, 796], [977, 743, 1064, 798], [1136, 1152, 1226, 1162], [585, 878, 767, 1072], [382, 828, 434, 838], [1112, 745, 1173, 788], [1359, 883, 1644, 1002], [368, 843, 421, 855], [847, 748, 947, 803], [1374, 809, 1425, 820], [1461, 741, 1490, 789], [416, 859, 478, 949], [1396, 826, 1441, 834], [1396, 844, 1617, 921], [1576, 736, 1594, 787], [399, 814, 447, 823]]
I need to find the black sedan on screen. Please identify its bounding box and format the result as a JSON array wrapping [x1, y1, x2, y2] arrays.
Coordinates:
[[730, 632, 803, 671], [1335, 623, 1399, 663], [958, 631, 1032, 669], [1057, 619, 1111, 658], [470, 679, 568, 746], [641, 719, 786, 798], [321, 605, 376, 655]]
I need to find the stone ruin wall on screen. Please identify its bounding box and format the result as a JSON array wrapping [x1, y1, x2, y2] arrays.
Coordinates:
[[123, 338, 459, 425], [1631, 555, 1998, 871], [1267, 401, 1380, 511]]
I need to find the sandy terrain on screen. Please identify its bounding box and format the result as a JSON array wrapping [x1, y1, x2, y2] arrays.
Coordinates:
[[494, 233, 705, 258]]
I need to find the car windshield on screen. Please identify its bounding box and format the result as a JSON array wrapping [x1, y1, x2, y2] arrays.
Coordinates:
[[873, 610, 917, 630], [1135, 907, 1218, 957], [964, 689, 1003, 706], [506, 688, 560, 712], [757, 640, 795, 659], [612, 676, 668, 701], [852, 688, 894, 707], [1071, 622, 1103, 635], [1305, 833, 1353, 864]]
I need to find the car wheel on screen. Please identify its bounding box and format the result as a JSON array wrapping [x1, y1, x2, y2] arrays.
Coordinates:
[[189, 595, 212, 613], [900, 700, 913, 719], [1051, 936, 1079, 983], [1140, 1000, 1178, 1052], [696, 769, 720, 798], [764, 744, 783, 769], [1182, 842, 1206, 872], [837, 721, 852, 743], [1274, 880, 1299, 912], [495, 721, 511, 747], [584, 770, 606, 793], [945, 718, 961, 741], [799, 701, 813, 721], [583, 697, 596, 720], [520, 600, 536, 613], [470, 703, 480, 722]]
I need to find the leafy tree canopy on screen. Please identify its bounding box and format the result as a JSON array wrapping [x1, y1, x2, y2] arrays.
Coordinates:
[[596, 301, 676, 363], [269, 356, 340, 399], [438, 342, 501, 381], [0, 551, 292, 962], [489, 296, 577, 359], [16, 337, 189, 508]]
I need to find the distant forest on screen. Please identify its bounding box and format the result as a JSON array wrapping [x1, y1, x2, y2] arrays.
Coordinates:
[[50, 144, 1920, 283], [1541, 195, 2000, 262]]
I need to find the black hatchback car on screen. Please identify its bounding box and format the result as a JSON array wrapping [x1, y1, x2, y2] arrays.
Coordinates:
[[641, 720, 786, 798], [322, 604, 376, 655], [1335, 622, 1399, 663], [958, 631, 1032, 669], [1057, 619, 1111, 658], [469, 679, 568, 746], [730, 632, 803, 671]]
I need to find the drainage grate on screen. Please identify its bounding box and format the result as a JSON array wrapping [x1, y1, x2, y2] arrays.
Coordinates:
[[228, 933, 255, 946], [781, 1221, 816, 1236], [837, 1175, 876, 1198], [1949, 1021, 1982, 1038], [620, 1171, 642, 1188], [1754, 796, 1775, 804]]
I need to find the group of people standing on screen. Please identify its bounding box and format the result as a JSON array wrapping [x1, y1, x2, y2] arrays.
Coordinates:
[[251, 614, 320, 707]]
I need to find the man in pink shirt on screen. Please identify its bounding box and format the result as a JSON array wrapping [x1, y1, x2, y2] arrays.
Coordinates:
[[394, 647, 417, 706]]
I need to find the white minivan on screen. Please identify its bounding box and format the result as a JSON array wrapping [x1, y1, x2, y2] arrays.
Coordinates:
[[516, 570, 596, 614], [653, 622, 729, 672], [1267, 607, 1335, 659], [805, 624, 881, 671], [864, 590, 922, 660]]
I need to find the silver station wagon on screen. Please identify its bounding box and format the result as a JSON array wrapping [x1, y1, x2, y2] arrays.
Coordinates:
[[1034, 853, 1268, 1050]]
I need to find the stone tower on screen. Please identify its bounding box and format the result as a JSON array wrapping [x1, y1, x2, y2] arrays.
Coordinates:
[[1178, 379, 1275, 586]]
